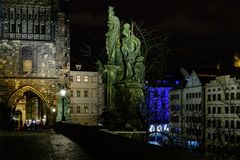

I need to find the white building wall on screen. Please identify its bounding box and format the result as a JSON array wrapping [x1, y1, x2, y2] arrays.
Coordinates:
[[170, 71, 204, 148], [69, 70, 104, 126], [170, 88, 183, 145], [182, 85, 203, 148], [205, 75, 240, 150]]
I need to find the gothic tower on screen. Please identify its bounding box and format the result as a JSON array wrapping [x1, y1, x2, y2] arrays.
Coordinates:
[[0, 0, 70, 128]]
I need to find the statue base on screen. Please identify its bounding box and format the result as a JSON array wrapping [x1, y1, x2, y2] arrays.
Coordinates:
[[115, 82, 144, 130]]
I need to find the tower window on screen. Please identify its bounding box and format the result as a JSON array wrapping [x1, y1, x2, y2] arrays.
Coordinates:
[[23, 60, 33, 72], [22, 47, 33, 73]]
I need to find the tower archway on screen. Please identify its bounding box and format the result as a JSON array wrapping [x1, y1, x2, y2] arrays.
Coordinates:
[[6, 85, 54, 128], [7, 86, 48, 108]]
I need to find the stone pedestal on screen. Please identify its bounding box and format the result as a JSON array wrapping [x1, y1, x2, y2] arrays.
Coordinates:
[[105, 65, 121, 108], [115, 82, 144, 129]]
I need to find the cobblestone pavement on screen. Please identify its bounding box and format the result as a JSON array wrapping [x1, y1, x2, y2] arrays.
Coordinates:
[[0, 130, 91, 160]]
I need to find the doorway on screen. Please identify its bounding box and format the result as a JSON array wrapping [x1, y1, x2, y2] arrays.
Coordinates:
[[14, 91, 47, 129]]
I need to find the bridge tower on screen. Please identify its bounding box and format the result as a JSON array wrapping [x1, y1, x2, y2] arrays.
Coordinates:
[[0, 0, 70, 128]]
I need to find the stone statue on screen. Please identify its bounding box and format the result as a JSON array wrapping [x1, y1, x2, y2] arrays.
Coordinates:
[[106, 6, 120, 65], [134, 56, 145, 83], [121, 23, 141, 81], [99, 6, 146, 129]]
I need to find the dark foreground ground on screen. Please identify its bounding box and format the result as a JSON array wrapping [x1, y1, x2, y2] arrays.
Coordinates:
[[0, 130, 91, 160]]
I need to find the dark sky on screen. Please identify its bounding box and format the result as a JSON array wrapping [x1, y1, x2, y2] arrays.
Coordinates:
[[67, 0, 240, 72]]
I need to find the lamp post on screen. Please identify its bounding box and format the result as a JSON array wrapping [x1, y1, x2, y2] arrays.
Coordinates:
[[60, 89, 66, 121]]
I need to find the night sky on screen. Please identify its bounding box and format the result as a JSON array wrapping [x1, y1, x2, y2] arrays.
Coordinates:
[[67, 0, 240, 73]]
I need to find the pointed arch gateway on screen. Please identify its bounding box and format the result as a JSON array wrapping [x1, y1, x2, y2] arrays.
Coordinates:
[[7, 85, 49, 109], [6, 85, 53, 128]]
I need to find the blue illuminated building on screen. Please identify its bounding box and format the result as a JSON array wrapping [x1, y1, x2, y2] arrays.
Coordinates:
[[143, 80, 179, 125], [142, 79, 180, 146]]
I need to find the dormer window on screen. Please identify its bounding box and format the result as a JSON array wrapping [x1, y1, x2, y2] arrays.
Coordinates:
[[75, 64, 82, 70]]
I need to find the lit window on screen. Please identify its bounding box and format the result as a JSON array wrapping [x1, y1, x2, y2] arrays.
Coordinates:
[[23, 60, 32, 72], [84, 76, 88, 82], [76, 75, 81, 82]]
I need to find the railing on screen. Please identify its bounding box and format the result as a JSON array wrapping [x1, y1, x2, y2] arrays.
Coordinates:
[[54, 122, 203, 160]]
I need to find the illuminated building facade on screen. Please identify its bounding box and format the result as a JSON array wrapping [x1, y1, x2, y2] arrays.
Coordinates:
[[169, 81, 184, 146], [170, 70, 204, 149], [144, 81, 173, 124], [69, 65, 104, 126], [0, 0, 70, 128], [144, 80, 178, 145], [205, 75, 240, 152]]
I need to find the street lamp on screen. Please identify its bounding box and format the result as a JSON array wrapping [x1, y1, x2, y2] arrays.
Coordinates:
[[51, 107, 56, 113], [60, 89, 66, 121]]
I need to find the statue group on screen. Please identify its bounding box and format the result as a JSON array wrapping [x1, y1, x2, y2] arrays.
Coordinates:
[[105, 6, 145, 83], [98, 6, 145, 129]]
